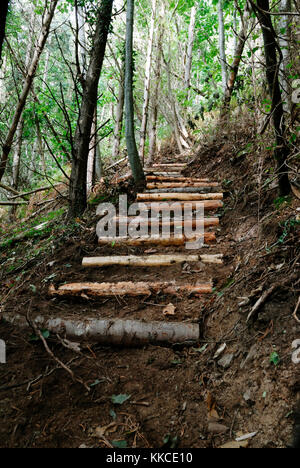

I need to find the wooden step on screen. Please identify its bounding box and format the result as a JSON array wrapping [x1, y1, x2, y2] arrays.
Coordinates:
[[144, 169, 182, 174], [137, 193, 223, 202], [97, 232, 216, 246], [49, 281, 213, 298], [82, 254, 223, 268], [142, 200, 223, 212], [146, 187, 221, 194], [146, 176, 210, 182], [147, 182, 220, 189], [152, 163, 186, 168], [114, 217, 220, 228]]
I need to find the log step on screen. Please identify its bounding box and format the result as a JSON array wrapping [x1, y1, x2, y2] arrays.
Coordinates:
[[146, 187, 220, 194], [114, 217, 220, 228], [4, 314, 200, 346], [147, 182, 220, 189], [137, 193, 223, 202], [142, 200, 223, 212], [49, 281, 212, 298], [82, 254, 223, 268], [98, 232, 216, 246], [151, 163, 186, 169], [144, 169, 182, 175], [146, 176, 210, 182]]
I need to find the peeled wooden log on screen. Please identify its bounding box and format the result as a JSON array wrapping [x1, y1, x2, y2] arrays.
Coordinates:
[[146, 187, 218, 194], [137, 193, 223, 202], [3, 313, 200, 346], [147, 182, 220, 189], [82, 254, 223, 267], [146, 176, 210, 182], [49, 281, 212, 298], [97, 232, 217, 246], [152, 163, 186, 168], [143, 200, 223, 212], [144, 169, 182, 175], [115, 216, 219, 228]]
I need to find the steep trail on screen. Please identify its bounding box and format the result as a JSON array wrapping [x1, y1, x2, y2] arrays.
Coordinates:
[[15, 156, 226, 347]]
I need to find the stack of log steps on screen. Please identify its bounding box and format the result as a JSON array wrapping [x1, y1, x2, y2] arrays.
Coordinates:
[[48, 161, 224, 346]]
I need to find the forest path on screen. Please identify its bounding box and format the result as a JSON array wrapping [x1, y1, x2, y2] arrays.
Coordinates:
[[47, 156, 225, 347]]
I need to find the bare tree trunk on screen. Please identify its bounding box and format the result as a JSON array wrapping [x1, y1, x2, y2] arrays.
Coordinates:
[[254, 0, 291, 196], [0, 0, 9, 64], [125, 0, 145, 187], [87, 109, 97, 195], [0, 0, 59, 183], [148, 18, 164, 165], [184, 6, 197, 93], [112, 59, 125, 159], [139, 0, 157, 164], [218, 0, 228, 95], [68, 0, 114, 218], [278, 0, 292, 112], [220, 2, 252, 118]]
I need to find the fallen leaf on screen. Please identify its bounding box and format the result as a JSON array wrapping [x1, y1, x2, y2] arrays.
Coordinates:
[[163, 303, 176, 316], [213, 343, 227, 359], [111, 394, 131, 405], [206, 392, 220, 421], [291, 183, 300, 200], [93, 422, 117, 438], [219, 440, 249, 449]]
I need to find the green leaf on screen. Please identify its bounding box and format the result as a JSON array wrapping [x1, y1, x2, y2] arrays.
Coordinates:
[[111, 394, 131, 405], [270, 352, 280, 366], [112, 440, 127, 448], [29, 329, 50, 342]]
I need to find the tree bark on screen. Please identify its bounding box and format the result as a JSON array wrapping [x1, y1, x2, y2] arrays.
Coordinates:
[[68, 0, 114, 218], [254, 0, 291, 195], [0, 0, 59, 183], [125, 0, 145, 188]]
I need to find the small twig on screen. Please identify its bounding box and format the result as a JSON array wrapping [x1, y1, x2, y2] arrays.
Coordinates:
[[292, 297, 300, 324], [246, 285, 277, 323], [26, 309, 90, 392]]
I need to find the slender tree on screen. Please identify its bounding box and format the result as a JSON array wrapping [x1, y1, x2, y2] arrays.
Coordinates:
[[139, 0, 157, 164], [278, 0, 292, 112], [125, 0, 145, 187], [184, 5, 197, 94], [68, 0, 114, 218], [220, 1, 252, 118], [0, 0, 9, 64], [0, 0, 59, 183], [253, 0, 291, 195], [218, 0, 228, 95]]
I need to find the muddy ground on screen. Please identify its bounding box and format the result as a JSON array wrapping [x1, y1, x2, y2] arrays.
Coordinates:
[[0, 121, 299, 448]]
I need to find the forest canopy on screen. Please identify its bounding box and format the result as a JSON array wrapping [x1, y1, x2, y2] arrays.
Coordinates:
[[0, 0, 299, 218]]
